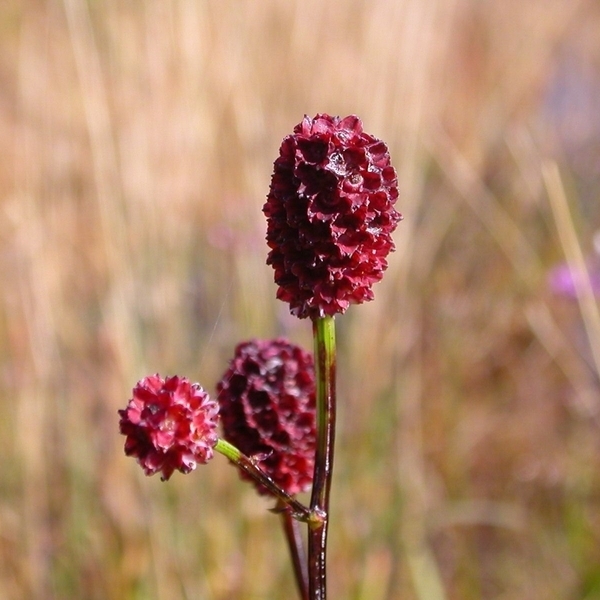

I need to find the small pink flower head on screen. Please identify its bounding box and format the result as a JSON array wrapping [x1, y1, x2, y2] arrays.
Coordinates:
[[263, 114, 402, 319], [217, 339, 316, 496], [118, 374, 219, 481]]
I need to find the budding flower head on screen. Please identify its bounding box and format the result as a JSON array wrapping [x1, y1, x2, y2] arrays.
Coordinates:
[[263, 114, 402, 319], [118, 375, 219, 481], [217, 339, 316, 496]]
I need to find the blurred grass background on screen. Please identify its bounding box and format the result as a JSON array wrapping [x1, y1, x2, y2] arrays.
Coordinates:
[[2, 0, 600, 598]]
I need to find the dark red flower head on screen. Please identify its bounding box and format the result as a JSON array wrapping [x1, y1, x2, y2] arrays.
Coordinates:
[[118, 374, 219, 481], [217, 339, 316, 496], [263, 114, 402, 319]]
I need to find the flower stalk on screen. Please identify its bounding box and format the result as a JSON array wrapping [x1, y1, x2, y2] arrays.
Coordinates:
[[279, 501, 310, 600], [215, 439, 312, 523], [308, 316, 337, 599]]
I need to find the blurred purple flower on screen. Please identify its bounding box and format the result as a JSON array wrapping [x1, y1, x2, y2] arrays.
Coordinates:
[[548, 262, 600, 299]]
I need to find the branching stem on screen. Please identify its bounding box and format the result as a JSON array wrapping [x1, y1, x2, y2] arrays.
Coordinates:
[[215, 439, 312, 522]]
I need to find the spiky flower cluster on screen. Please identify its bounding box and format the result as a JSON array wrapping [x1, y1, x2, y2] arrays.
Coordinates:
[[118, 375, 219, 481], [217, 339, 316, 496], [263, 114, 402, 319]]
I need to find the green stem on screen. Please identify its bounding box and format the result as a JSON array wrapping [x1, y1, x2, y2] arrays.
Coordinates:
[[308, 316, 337, 600], [215, 439, 312, 523]]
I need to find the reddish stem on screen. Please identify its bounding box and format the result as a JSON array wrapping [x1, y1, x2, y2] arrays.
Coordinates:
[[280, 503, 309, 600]]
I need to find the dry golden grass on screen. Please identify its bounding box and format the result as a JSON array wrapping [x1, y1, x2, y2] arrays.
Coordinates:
[[2, 0, 600, 598]]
